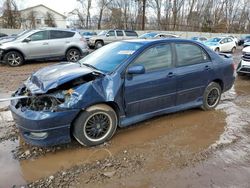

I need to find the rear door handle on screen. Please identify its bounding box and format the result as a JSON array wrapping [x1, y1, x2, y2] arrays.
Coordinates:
[[43, 42, 49, 45]]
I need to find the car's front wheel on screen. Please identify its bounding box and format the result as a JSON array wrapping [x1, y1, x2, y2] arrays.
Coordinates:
[[215, 48, 220, 53], [95, 41, 104, 49], [202, 82, 222, 110], [231, 47, 236, 53], [4, 51, 24, 67], [73, 104, 118, 146], [66, 48, 81, 62]]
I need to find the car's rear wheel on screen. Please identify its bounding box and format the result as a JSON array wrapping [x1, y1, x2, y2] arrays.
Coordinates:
[[66, 48, 81, 62], [202, 82, 222, 110], [95, 41, 104, 49], [231, 47, 236, 53], [215, 48, 220, 53], [73, 104, 117, 146], [4, 51, 24, 67]]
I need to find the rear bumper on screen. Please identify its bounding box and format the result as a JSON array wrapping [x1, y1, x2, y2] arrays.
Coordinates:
[[10, 104, 80, 146]]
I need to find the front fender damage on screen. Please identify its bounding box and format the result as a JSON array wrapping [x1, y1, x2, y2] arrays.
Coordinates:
[[11, 72, 123, 114]]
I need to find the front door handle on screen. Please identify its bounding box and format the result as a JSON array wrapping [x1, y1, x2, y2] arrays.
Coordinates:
[[167, 72, 175, 78], [205, 65, 211, 70], [42, 42, 49, 45]]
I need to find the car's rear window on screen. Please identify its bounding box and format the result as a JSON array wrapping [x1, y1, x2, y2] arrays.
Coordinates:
[[50, 31, 75, 39]]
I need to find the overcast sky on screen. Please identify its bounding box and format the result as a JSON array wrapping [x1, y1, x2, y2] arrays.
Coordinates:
[[18, 0, 79, 15]]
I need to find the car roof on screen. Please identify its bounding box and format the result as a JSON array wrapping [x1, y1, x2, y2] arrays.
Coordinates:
[[123, 38, 197, 45]]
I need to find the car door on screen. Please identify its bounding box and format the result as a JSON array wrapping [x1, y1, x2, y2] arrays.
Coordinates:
[[115, 30, 124, 41], [219, 38, 228, 52], [226, 38, 234, 51], [105, 30, 116, 44], [49, 30, 75, 57], [174, 43, 213, 105], [124, 43, 177, 117], [21, 31, 50, 59]]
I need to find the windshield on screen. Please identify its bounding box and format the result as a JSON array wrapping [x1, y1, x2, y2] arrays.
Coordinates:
[[98, 31, 108, 36], [79, 42, 143, 73], [207, 38, 221, 42], [139, 33, 158, 39]]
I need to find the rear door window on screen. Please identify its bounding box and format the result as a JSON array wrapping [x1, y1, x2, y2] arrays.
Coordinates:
[[116, 30, 124, 36], [175, 43, 210, 67], [50, 30, 75, 39]]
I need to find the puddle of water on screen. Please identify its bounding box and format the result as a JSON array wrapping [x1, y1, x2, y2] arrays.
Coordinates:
[[15, 109, 225, 184], [0, 140, 26, 187]]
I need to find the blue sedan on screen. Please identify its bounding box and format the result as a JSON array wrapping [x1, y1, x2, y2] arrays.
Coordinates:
[[10, 39, 235, 147]]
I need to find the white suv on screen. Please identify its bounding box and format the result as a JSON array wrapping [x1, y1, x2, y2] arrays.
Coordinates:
[[237, 46, 250, 76], [0, 28, 89, 66], [88, 29, 138, 49]]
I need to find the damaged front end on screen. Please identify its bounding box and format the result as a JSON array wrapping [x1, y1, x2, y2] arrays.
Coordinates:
[[9, 63, 106, 146]]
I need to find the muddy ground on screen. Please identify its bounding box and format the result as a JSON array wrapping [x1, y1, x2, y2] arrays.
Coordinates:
[[0, 48, 250, 188]]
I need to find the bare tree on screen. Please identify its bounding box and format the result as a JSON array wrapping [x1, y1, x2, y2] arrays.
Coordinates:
[[97, 0, 113, 29], [1, 0, 21, 28], [76, 0, 92, 29], [45, 12, 57, 27]]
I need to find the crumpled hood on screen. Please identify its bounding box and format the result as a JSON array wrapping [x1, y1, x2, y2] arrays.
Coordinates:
[[25, 62, 95, 94]]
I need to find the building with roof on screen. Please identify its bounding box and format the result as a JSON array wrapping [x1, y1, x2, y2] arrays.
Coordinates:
[[20, 4, 67, 29]]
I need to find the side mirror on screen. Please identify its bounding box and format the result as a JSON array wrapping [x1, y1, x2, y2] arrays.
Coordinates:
[[23, 38, 31, 43], [127, 65, 145, 75], [106, 33, 110, 37]]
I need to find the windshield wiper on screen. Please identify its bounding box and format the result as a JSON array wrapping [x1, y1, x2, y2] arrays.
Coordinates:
[[79, 63, 104, 74]]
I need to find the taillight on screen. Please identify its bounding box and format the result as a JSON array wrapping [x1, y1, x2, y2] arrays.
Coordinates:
[[232, 63, 236, 70]]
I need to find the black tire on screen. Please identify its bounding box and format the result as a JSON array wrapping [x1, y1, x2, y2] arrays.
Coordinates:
[[237, 72, 245, 77], [231, 47, 236, 53], [215, 48, 220, 53], [95, 41, 104, 49], [202, 82, 222, 110], [4, 51, 24, 67], [73, 104, 118, 146], [66, 48, 81, 62]]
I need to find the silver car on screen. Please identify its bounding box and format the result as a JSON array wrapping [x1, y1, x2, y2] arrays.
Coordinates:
[[0, 28, 89, 66]]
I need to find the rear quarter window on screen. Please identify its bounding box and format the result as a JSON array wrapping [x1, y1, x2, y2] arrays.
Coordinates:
[[175, 43, 210, 67], [125, 31, 138, 37]]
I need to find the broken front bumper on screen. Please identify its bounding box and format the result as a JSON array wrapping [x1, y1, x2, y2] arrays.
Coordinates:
[[10, 104, 80, 146]]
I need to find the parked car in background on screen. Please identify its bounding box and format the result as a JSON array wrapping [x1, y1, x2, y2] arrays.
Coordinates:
[[191, 36, 208, 43], [222, 35, 238, 45], [204, 37, 236, 53], [243, 39, 250, 48], [88, 29, 138, 49], [139, 32, 179, 39], [237, 46, 250, 76], [238, 35, 250, 46], [0, 28, 88, 66], [10, 39, 235, 147], [80, 31, 97, 42], [0, 30, 31, 44], [0, 32, 8, 38]]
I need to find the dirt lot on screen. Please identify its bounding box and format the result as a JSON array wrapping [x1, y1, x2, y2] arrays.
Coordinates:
[[0, 48, 250, 188]]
